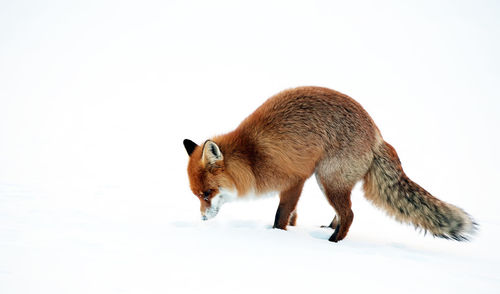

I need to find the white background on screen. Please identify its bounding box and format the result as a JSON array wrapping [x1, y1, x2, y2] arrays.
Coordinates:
[[1, 1, 499, 293]]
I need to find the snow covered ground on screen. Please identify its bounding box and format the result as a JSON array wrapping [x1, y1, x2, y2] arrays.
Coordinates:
[[1, 182, 499, 293], [1, 1, 499, 293]]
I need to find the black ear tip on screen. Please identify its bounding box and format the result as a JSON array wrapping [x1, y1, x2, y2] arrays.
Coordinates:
[[183, 139, 198, 156]]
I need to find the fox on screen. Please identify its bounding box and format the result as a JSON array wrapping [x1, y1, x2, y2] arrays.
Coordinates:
[[183, 86, 477, 242]]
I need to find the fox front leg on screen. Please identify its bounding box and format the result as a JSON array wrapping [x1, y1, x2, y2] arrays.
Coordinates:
[[272, 180, 305, 230]]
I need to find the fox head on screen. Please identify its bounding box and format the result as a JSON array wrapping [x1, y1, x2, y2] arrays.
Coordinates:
[[183, 139, 236, 220]]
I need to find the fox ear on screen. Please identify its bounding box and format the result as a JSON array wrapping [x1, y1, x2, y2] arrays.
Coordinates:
[[183, 139, 198, 156], [202, 140, 223, 165]]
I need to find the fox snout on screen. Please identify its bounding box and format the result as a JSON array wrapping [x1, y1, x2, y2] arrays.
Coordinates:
[[200, 206, 219, 220], [200, 194, 224, 220]]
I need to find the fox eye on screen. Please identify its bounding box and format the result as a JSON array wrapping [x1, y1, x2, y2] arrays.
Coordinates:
[[202, 189, 212, 200]]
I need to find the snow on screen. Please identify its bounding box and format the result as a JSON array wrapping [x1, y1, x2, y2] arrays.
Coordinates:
[[2, 182, 499, 293], [1, 0, 500, 293]]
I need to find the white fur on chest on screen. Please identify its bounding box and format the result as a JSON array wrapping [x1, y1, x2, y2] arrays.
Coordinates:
[[218, 187, 278, 205]]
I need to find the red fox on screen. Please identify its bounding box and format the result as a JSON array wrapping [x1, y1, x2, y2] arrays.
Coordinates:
[[183, 86, 477, 242]]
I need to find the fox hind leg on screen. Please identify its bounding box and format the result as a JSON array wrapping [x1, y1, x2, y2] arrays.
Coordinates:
[[316, 173, 355, 242], [326, 189, 354, 242], [315, 151, 373, 242]]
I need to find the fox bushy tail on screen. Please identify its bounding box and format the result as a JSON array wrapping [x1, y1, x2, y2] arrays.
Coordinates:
[[363, 141, 477, 241]]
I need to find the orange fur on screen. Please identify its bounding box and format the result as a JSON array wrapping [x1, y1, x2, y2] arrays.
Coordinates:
[[184, 86, 476, 242]]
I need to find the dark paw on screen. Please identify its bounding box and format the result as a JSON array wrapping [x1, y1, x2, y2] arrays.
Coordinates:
[[272, 225, 287, 230], [328, 236, 339, 243], [328, 224, 341, 242]]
